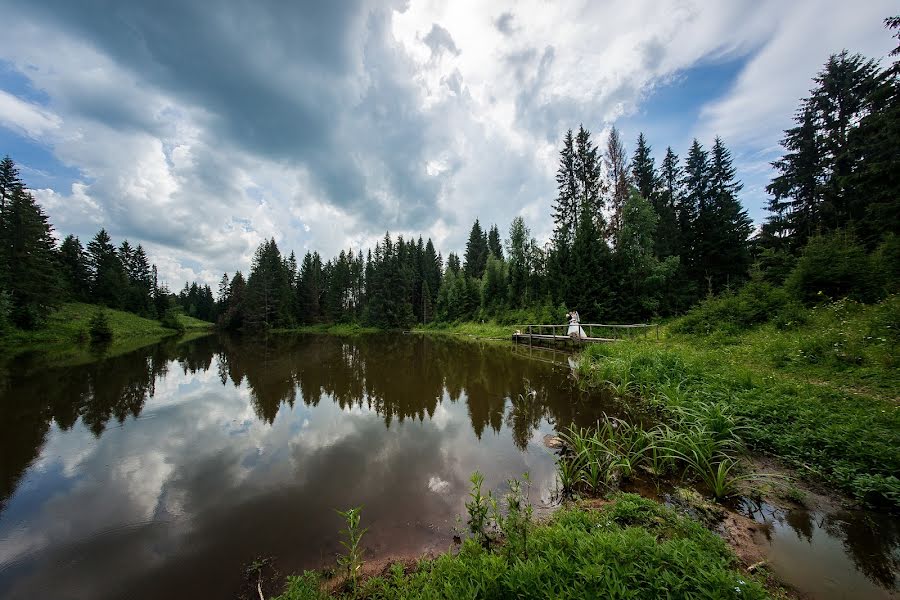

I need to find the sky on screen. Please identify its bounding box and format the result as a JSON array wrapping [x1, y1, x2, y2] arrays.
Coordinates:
[[0, 1, 895, 288]]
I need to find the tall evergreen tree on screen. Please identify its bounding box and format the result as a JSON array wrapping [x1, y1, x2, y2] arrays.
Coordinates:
[[245, 238, 293, 328], [681, 140, 709, 288], [0, 155, 23, 214], [463, 219, 489, 278], [707, 137, 752, 291], [631, 133, 658, 203], [575, 124, 604, 223], [86, 229, 127, 308], [604, 125, 630, 241], [487, 224, 503, 260], [552, 129, 578, 244], [446, 252, 461, 274], [0, 187, 59, 327], [655, 147, 682, 259], [59, 234, 90, 301], [765, 105, 822, 249]]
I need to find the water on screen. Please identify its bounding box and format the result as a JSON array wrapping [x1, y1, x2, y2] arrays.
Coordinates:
[[739, 500, 900, 599], [0, 333, 613, 599], [0, 333, 896, 599]]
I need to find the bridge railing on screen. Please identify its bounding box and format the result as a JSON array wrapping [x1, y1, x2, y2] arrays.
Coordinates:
[[515, 323, 659, 341]]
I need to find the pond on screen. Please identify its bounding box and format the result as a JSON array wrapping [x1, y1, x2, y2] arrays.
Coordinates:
[[0, 333, 614, 599], [0, 333, 896, 599]]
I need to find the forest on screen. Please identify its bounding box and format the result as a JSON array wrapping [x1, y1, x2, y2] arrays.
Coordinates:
[[0, 23, 897, 337]]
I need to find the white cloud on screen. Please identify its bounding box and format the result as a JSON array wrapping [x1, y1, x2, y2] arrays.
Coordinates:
[[0, 1, 893, 284], [0, 90, 61, 138]]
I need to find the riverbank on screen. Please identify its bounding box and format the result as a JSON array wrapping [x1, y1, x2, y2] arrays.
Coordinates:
[[0, 302, 213, 367], [576, 298, 900, 509], [272, 493, 773, 600], [271, 323, 381, 335], [413, 321, 515, 339]]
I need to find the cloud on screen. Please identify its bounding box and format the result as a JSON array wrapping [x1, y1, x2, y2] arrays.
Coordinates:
[[422, 24, 461, 59], [0, 90, 61, 138], [0, 0, 894, 285]]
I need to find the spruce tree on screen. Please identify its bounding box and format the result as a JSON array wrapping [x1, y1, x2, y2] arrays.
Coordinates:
[[446, 252, 461, 274], [575, 124, 603, 222], [604, 125, 630, 241], [765, 105, 822, 249], [0, 155, 23, 214], [59, 234, 90, 301], [0, 188, 59, 328], [487, 224, 503, 260], [681, 140, 709, 289], [656, 147, 682, 259], [463, 219, 489, 278], [86, 229, 127, 308], [552, 129, 578, 244], [708, 137, 752, 291], [631, 133, 658, 203]]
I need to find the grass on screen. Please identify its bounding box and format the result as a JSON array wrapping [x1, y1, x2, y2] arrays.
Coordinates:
[[576, 297, 900, 508], [413, 321, 516, 339], [0, 302, 213, 367], [556, 408, 756, 501], [273, 493, 770, 600], [177, 312, 216, 331]]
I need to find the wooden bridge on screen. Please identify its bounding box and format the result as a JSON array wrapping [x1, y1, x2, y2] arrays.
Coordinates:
[[512, 323, 659, 347]]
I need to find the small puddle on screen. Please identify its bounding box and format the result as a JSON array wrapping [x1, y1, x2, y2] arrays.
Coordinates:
[[737, 499, 899, 599]]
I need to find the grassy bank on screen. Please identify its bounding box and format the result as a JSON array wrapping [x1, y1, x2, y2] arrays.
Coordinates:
[[274, 493, 769, 600], [413, 321, 516, 339], [0, 302, 213, 365], [577, 297, 900, 508]]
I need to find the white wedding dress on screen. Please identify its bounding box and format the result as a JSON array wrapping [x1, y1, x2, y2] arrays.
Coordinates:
[[567, 312, 586, 339]]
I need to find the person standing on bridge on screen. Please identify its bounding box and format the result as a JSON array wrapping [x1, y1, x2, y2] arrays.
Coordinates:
[[567, 310, 586, 339]]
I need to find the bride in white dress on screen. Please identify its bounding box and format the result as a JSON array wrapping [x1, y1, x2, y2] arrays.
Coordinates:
[[567, 310, 586, 339]]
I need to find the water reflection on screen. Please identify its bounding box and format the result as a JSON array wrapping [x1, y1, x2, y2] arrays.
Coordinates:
[[740, 499, 899, 598], [0, 333, 607, 600]]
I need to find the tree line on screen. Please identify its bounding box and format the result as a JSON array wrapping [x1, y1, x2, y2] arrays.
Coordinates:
[[1, 17, 896, 334], [0, 156, 184, 330]]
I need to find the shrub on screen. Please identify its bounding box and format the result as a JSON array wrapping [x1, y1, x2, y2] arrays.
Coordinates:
[[160, 308, 185, 333], [88, 309, 113, 343], [786, 230, 884, 304], [672, 280, 788, 336]]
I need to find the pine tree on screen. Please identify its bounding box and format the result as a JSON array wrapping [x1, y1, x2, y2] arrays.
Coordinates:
[[811, 51, 880, 229], [631, 133, 658, 203], [707, 137, 752, 291], [569, 196, 611, 320], [0, 155, 23, 215], [655, 147, 682, 259], [0, 188, 59, 328], [86, 229, 127, 308], [681, 140, 709, 288], [59, 234, 90, 301], [245, 238, 293, 328], [552, 129, 578, 245], [575, 124, 604, 223], [487, 224, 503, 260], [217, 273, 230, 309], [423, 239, 442, 307], [506, 216, 535, 307], [446, 252, 461, 274], [604, 125, 630, 241], [765, 105, 822, 249], [463, 219, 489, 278]]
